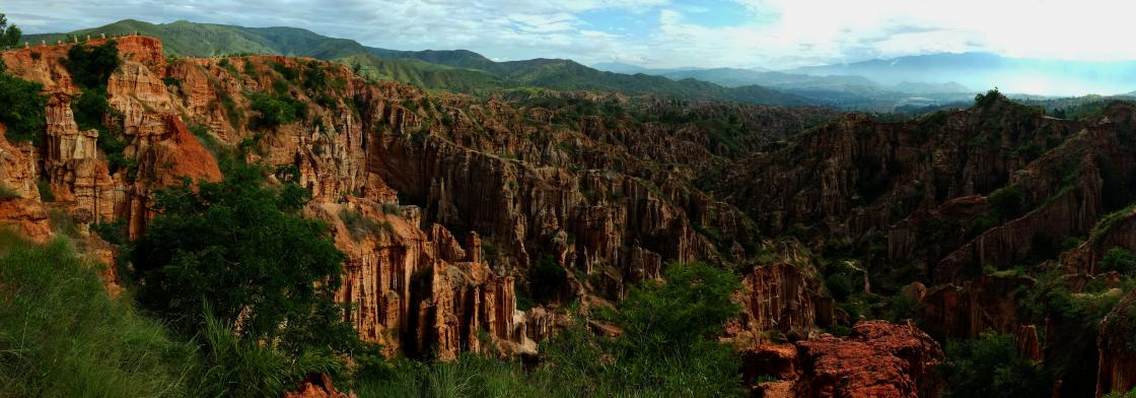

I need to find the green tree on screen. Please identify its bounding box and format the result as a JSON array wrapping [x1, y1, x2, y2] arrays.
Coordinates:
[[0, 13, 21, 47], [131, 160, 355, 354], [249, 92, 307, 129], [64, 41, 119, 89], [1101, 247, 1136, 274], [0, 62, 46, 143], [940, 333, 1051, 398]]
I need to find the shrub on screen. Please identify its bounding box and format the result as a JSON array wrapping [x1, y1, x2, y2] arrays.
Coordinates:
[[940, 333, 1051, 398], [64, 40, 119, 89], [192, 308, 343, 398], [249, 92, 307, 129], [303, 61, 328, 91], [974, 88, 1005, 108], [825, 272, 854, 300], [338, 209, 389, 240], [132, 160, 356, 354], [529, 255, 568, 303], [47, 208, 80, 238], [0, 66, 46, 144], [272, 62, 298, 81], [36, 180, 53, 202], [1, 14, 22, 48], [91, 220, 128, 246], [1101, 247, 1136, 274], [0, 234, 197, 397], [988, 185, 1025, 220], [0, 183, 17, 200]]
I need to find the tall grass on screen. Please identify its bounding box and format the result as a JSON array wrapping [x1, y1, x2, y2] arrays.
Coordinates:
[[191, 310, 343, 397], [0, 231, 196, 397]]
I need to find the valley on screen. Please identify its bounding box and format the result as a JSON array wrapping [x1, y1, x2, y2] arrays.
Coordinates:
[[0, 12, 1135, 398]]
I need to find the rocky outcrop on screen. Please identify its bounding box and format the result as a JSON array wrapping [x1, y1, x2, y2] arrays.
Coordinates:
[[749, 321, 944, 398], [308, 199, 536, 360], [1062, 207, 1136, 275], [0, 123, 40, 201], [0, 199, 52, 242], [1097, 291, 1136, 397], [917, 274, 1030, 339], [283, 373, 355, 398], [731, 262, 831, 344]]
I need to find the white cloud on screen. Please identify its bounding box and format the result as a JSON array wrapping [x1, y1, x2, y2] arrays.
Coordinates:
[[4, 0, 1136, 71], [709, 0, 1136, 67]]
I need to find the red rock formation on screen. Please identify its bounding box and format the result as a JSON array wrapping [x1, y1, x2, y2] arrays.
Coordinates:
[[0, 199, 52, 242], [0, 123, 40, 201], [748, 321, 944, 398], [732, 262, 830, 344], [918, 274, 1029, 339], [1097, 291, 1136, 397], [1016, 324, 1043, 362], [283, 373, 355, 398]]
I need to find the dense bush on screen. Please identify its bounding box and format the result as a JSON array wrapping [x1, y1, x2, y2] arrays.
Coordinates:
[[1101, 247, 1136, 275], [0, 183, 17, 200], [988, 185, 1026, 220], [132, 160, 356, 354], [0, 232, 197, 397], [940, 333, 1051, 398], [64, 40, 119, 89], [0, 13, 21, 47], [529, 255, 568, 303], [249, 92, 307, 129], [0, 63, 46, 144]]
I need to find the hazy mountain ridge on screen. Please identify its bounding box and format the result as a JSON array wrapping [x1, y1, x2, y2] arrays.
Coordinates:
[[23, 19, 809, 106], [790, 52, 1136, 96], [593, 63, 976, 110]]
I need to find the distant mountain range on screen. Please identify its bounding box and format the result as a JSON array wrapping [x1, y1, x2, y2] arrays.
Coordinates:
[[27, 19, 1134, 108], [788, 52, 1136, 97], [593, 63, 975, 110], [24, 20, 808, 106]]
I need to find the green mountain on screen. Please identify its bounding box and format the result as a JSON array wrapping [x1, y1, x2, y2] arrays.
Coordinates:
[[25, 19, 809, 105]]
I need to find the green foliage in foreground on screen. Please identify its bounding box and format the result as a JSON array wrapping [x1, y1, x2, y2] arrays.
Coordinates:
[[132, 160, 356, 355], [940, 333, 1051, 398], [358, 262, 746, 397], [0, 233, 349, 398], [0, 232, 196, 397]]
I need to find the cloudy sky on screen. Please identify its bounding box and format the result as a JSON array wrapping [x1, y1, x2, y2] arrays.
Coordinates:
[[4, 0, 1135, 69]]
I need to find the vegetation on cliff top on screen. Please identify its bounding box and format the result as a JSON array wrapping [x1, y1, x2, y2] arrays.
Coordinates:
[[0, 59, 46, 144]]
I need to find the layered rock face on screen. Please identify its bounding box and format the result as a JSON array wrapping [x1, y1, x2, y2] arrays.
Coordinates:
[[0, 36, 221, 244], [4, 36, 815, 360], [717, 99, 1136, 282], [746, 320, 944, 398], [1097, 291, 1136, 397], [730, 260, 833, 345]]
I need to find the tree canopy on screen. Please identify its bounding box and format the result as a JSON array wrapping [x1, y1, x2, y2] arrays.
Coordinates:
[[0, 13, 21, 47], [132, 160, 355, 354]]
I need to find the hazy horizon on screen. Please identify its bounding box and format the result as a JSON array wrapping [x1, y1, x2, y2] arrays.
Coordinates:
[[8, 0, 1136, 69], [8, 0, 1136, 96]]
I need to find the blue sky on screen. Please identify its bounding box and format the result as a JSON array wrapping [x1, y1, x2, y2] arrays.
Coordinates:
[[4, 0, 1135, 69]]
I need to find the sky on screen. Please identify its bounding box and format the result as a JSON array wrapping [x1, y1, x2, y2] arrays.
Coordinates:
[[4, 0, 1136, 70]]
